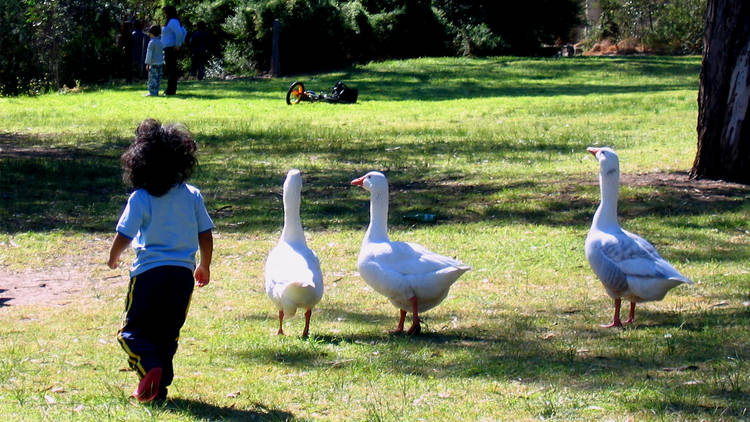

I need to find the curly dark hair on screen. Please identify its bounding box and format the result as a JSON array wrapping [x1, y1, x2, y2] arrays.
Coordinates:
[[121, 119, 197, 197]]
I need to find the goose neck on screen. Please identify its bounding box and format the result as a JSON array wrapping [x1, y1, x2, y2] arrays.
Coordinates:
[[282, 192, 306, 244], [366, 189, 390, 242], [593, 171, 619, 228]]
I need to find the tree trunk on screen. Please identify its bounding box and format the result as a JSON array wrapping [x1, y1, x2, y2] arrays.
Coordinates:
[[690, 0, 750, 184]]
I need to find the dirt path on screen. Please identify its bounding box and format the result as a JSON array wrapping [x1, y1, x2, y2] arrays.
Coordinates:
[[0, 264, 128, 307]]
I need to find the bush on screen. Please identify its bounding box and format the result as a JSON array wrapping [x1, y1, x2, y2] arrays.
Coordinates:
[[368, 0, 450, 60], [0, 0, 44, 95], [2, 0, 588, 92], [223, 0, 355, 75], [1, 0, 124, 95], [598, 0, 706, 54]]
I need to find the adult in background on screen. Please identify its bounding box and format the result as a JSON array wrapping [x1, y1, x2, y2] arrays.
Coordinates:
[[131, 19, 149, 80], [161, 5, 186, 96], [189, 21, 211, 81], [117, 19, 134, 83]]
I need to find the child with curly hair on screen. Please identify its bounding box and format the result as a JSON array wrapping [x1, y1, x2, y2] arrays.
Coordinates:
[[108, 118, 214, 402]]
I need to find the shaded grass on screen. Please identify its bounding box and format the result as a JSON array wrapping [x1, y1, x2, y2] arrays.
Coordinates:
[[0, 56, 749, 421]]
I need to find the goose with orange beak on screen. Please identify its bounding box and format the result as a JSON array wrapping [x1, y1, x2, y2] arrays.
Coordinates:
[[351, 171, 470, 335], [585, 147, 692, 327]]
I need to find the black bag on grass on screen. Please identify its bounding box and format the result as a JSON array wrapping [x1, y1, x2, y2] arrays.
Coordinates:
[[330, 81, 358, 103]]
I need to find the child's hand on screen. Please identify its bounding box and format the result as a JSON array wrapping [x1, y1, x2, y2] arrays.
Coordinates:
[[108, 258, 119, 269], [195, 265, 210, 287]]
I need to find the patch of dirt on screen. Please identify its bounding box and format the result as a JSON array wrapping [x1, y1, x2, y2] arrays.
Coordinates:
[[620, 171, 750, 200], [0, 264, 128, 307]]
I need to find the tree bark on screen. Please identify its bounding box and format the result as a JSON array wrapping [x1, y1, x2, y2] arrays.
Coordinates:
[[691, 0, 750, 184]]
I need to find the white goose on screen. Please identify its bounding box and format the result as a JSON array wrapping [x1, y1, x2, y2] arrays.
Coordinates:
[[265, 169, 324, 338], [585, 147, 692, 327], [351, 171, 470, 335]]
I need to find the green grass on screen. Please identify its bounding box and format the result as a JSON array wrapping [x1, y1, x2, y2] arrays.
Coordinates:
[[1, 56, 748, 421]]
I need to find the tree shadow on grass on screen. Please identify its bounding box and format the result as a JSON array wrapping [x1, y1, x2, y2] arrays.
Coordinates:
[[136, 56, 701, 103], [108, 56, 700, 103], [0, 135, 125, 233], [162, 397, 298, 421], [2, 127, 748, 270]]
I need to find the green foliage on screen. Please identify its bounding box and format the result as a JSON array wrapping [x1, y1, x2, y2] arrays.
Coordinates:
[[0, 0, 124, 94], [223, 0, 355, 75], [434, 0, 582, 55], [2, 0, 586, 92], [367, 0, 450, 60], [0, 0, 45, 95], [598, 0, 707, 54]]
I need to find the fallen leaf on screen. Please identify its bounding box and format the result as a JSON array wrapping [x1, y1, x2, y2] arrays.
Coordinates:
[[710, 301, 729, 308], [45, 395, 56, 404], [51, 386, 65, 393], [227, 391, 240, 398]]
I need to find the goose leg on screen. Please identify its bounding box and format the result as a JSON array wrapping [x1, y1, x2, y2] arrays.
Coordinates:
[[601, 298, 623, 328], [277, 310, 285, 335], [390, 310, 407, 334], [623, 302, 636, 325], [406, 296, 421, 336], [302, 309, 312, 339]]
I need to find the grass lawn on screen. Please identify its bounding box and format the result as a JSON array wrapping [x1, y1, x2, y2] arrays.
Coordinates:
[[0, 56, 748, 421]]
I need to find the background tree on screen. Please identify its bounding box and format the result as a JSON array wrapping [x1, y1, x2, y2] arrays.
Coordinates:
[[596, 0, 706, 53], [690, 0, 750, 184], [0, 0, 585, 93], [0, 0, 44, 95]]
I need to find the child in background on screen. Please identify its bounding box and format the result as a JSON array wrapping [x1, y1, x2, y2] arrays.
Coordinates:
[[108, 118, 214, 402], [144, 25, 164, 96]]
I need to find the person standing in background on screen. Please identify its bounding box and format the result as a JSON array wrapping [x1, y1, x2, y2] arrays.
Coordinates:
[[144, 25, 164, 97], [117, 20, 134, 84], [189, 21, 211, 81], [161, 5, 186, 96], [131, 19, 149, 80]]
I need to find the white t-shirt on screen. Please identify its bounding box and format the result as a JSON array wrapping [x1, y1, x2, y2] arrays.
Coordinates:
[[116, 183, 214, 276]]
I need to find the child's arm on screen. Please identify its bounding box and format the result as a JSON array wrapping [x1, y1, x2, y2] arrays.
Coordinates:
[[195, 230, 213, 287], [108, 233, 131, 269]]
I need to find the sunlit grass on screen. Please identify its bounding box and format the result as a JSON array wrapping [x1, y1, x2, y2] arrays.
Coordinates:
[[1, 56, 748, 421]]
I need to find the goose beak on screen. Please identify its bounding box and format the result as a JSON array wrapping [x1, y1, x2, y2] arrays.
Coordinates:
[[587, 147, 600, 157], [351, 175, 366, 186]]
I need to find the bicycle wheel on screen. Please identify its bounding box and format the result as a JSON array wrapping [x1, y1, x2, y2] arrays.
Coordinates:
[[286, 81, 305, 105]]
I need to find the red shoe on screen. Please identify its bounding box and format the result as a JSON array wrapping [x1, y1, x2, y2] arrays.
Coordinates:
[[132, 367, 162, 403]]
